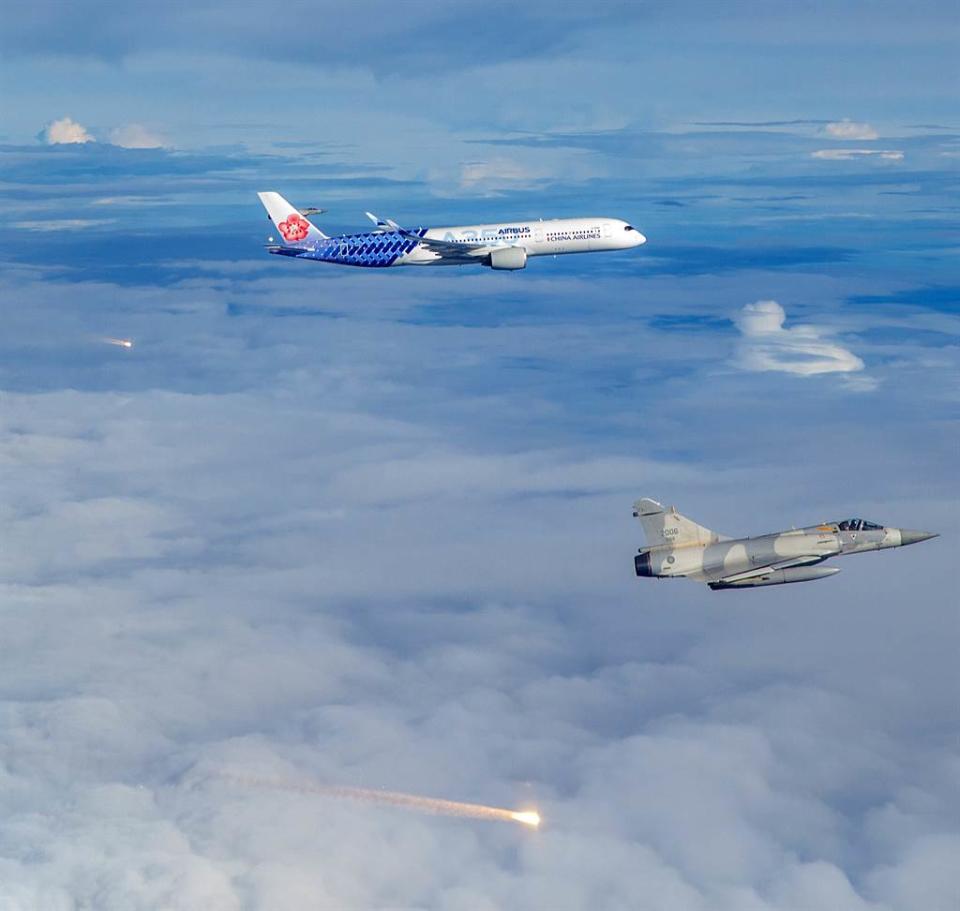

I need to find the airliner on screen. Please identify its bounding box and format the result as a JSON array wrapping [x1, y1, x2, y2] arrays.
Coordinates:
[[257, 191, 646, 271]]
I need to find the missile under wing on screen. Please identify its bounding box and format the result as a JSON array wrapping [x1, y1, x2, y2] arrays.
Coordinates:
[[632, 498, 937, 591]]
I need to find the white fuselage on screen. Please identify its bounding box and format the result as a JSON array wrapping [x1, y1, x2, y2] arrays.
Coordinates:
[[257, 192, 645, 270], [400, 217, 646, 265]]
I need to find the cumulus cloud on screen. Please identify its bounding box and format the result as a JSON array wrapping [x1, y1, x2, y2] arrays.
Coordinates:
[[733, 299, 872, 385], [40, 116, 93, 144], [108, 123, 167, 149], [812, 148, 904, 161], [37, 118, 168, 149], [823, 119, 879, 141]]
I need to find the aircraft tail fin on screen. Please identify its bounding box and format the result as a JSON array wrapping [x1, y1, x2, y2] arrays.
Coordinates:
[[633, 498, 725, 547], [257, 191, 328, 243]]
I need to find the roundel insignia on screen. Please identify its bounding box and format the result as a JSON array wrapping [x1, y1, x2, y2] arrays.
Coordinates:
[[278, 213, 310, 242]]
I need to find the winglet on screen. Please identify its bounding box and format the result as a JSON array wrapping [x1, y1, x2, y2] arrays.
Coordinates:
[[365, 211, 401, 232]]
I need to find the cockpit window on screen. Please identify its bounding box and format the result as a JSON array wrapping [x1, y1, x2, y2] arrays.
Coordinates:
[[837, 519, 883, 531], [624, 225, 635, 231]]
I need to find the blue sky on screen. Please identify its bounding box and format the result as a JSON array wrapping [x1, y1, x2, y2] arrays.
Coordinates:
[[1, 3, 958, 909]]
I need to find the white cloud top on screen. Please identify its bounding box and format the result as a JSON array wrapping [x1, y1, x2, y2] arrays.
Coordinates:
[[42, 116, 93, 144], [734, 299, 870, 382], [108, 124, 166, 149], [39, 119, 169, 149], [823, 119, 879, 140]]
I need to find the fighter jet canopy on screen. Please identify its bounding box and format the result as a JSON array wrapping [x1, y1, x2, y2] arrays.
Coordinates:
[[836, 519, 884, 531]]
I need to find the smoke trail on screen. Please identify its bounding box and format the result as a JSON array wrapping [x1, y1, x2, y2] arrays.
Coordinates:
[[216, 771, 540, 828]]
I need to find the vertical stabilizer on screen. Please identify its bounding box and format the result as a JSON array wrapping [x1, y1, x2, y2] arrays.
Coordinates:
[[257, 191, 328, 244], [633, 498, 724, 547]]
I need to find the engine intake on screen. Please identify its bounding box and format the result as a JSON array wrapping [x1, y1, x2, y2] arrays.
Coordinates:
[[488, 247, 527, 270]]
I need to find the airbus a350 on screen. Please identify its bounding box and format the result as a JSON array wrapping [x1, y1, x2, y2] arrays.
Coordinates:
[[257, 191, 646, 271]]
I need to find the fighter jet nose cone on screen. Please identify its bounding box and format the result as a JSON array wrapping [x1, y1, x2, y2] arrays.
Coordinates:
[[635, 232, 647, 246], [899, 530, 938, 546]]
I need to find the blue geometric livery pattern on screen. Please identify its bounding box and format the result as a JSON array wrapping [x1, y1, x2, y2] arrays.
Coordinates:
[[271, 229, 427, 268]]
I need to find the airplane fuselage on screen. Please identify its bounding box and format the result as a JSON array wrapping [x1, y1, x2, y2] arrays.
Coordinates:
[[412, 217, 644, 264], [632, 499, 937, 591], [641, 525, 851, 584], [270, 217, 645, 269]]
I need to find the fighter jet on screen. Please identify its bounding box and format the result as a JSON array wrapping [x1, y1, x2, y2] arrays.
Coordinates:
[[256, 191, 645, 271], [632, 498, 937, 590]]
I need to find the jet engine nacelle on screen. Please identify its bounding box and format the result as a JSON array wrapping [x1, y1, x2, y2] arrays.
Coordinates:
[[709, 565, 840, 590], [488, 247, 527, 270]]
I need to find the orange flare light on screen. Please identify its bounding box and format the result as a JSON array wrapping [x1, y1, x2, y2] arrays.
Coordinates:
[[218, 772, 541, 829], [510, 810, 541, 828]]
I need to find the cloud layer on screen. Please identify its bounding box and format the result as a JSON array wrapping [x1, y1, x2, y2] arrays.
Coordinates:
[[812, 148, 904, 161], [0, 217, 955, 907]]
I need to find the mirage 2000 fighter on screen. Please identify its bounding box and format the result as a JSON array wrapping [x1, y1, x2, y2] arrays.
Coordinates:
[[632, 498, 937, 590]]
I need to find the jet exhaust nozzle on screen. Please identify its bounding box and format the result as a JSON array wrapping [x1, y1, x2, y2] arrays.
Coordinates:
[[709, 565, 840, 590], [634, 552, 655, 577]]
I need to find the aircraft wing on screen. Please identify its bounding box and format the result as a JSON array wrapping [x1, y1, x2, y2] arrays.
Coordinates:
[[706, 554, 827, 585], [405, 232, 493, 257], [365, 213, 495, 258], [389, 225, 492, 256]]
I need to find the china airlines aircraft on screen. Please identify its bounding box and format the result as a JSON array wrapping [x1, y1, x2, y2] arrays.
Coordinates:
[[257, 191, 646, 270]]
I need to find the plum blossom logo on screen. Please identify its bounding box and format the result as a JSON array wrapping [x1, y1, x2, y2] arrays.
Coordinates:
[[277, 213, 310, 242]]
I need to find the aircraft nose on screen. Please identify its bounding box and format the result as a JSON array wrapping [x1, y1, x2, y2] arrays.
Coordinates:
[[621, 224, 646, 247], [899, 529, 938, 546]]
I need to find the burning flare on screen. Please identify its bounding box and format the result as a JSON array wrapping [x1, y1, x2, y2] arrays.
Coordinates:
[[510, 810, 541, 828], [217, 772, 541, 828], [103, 337, 134, 348]]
